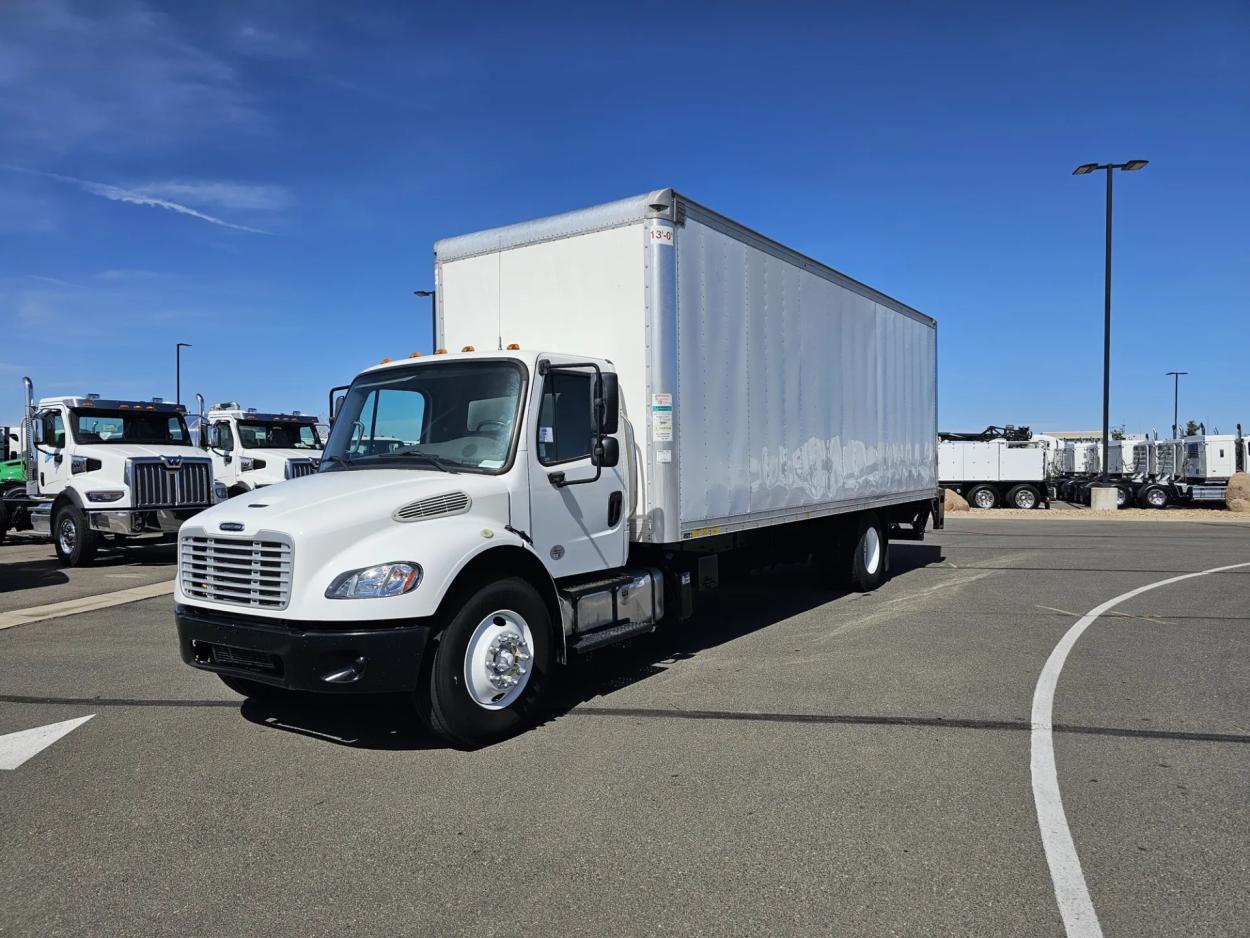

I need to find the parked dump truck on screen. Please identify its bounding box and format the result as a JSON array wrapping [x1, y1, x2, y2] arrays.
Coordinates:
[[1, 378, 226, 563], [938, 425, 1053, 509], [175, 189, 941, 746], [196, 399, 323, 497]]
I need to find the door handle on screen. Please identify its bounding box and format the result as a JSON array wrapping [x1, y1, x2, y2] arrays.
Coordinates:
[[608, 491, 623, 527]]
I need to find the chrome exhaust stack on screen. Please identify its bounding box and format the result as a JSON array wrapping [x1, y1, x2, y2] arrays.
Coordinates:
[[195, 393, 206, 449], [22, 376, 36, 496]]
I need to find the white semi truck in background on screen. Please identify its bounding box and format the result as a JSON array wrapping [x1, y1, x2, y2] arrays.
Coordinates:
[[196, 400, 323, 497], [1, 378, 225, 562], [174, 189, 942, 746]]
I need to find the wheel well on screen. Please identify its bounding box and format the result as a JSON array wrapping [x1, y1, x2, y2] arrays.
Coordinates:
[[435, 546, 565, 662]]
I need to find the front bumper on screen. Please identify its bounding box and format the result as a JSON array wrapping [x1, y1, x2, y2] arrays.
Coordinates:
[[176, 604, 431, 694], [89, 507, 205, 535]]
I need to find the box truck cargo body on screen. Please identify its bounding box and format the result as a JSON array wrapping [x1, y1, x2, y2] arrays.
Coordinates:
[[434, 189, 938, 544], [175, 189, 941, 746]]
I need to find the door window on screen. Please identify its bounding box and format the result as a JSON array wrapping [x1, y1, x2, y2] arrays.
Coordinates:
[[537, 372, 593, 465], [42, 412, 65, 448], [215, 422, 235, 451]]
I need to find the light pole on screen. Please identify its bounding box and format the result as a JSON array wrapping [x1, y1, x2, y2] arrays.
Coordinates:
[[175, 342, 192, 406], [414, 290, 436, 353], [1166, 371, 1187, 439], [1072, 159, 1148, 484]]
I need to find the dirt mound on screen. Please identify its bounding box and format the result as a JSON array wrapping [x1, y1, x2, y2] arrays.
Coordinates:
[[1226, 473, 1250, 513], [944, 487, 970, 513]]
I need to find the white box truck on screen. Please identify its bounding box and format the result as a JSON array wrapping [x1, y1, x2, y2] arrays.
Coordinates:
[[3, 378, 226, 563], [195, 399, 324, 497], [174, 189, 940, 746]]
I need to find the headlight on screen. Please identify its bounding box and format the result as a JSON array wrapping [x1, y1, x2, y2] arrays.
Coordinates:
[[86, 490, 124, 503], [241, 457, 266, 472], [326, 562, 423, 599], [213, 481, 228, 501]]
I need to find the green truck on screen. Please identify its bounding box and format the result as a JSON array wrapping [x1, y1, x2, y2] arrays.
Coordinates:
[[1, 425, 28, 543]]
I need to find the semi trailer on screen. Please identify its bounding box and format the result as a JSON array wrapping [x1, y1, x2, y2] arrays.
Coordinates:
[[175, 188, 941, 746], [1, 378, 226, 562], [938, 425, 1052, 509], [196, 400, 323, 497]]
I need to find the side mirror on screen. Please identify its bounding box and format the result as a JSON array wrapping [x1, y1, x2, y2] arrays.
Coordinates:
[[32, 419, 44, 446], [592, 436, 620, 468], [332, 394, 346, 423], [596, 372, 619, 435]]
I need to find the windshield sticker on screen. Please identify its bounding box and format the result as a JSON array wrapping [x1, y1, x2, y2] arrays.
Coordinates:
[[479, 458, 504, 469], [538, 427, 554, 443]]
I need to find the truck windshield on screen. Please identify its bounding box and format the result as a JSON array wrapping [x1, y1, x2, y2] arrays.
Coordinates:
[[323, 360, 525, 474], [238, 421, 322, 450], [70, 409, 191, 445]]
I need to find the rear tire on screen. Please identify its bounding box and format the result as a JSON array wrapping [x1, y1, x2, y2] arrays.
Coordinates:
[[52, 503, 98, 566], [1005, 484, 1040, 510], [1138, 485, 1169, 509], [845, 512, 888, 593], [419, 577, 553, 748], [966, 484, 999, 509], [1116, 485, 1130, 509]]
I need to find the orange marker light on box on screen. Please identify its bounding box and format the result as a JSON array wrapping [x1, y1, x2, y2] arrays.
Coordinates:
[[461, 345, 475, 352], [409, 352, 422, 358], [380, 357, 393, 364], [434, 348, 448, 355], [506, 343, 521, 350]]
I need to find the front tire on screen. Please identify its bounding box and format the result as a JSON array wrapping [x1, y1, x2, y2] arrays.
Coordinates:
[[1139, 485, 1169, 509], [420, 577, 553, 748], [52, 504, 98, 566]]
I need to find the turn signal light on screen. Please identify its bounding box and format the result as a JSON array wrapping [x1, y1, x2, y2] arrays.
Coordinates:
[[461, 345, 475, 352], [380, 357, 393, 364]]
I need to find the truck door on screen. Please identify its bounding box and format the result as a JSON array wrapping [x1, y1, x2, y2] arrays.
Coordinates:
[[210, 420, 237, 485], [36, 409, 69, 494], [527, 365, 628, 577]]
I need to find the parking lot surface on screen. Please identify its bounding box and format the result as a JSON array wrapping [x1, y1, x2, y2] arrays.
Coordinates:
[[1, 517, 1247, 937]]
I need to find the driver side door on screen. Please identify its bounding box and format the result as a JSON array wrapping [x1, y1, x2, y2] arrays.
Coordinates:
[[36, 409, 69, 495], [526, 365, 627, 577]]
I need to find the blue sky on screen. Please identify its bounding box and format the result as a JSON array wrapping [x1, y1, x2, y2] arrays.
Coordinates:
[[2, 0, 1247, 436]]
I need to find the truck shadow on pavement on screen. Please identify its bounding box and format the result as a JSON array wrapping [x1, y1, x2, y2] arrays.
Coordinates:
[[0, 544, 177, 594], [238, 542, 945, 751]]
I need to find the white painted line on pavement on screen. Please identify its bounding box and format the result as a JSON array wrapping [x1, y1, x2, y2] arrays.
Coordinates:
[[0, 580, 174, 630], [1030, 560, 1250, 938], [0, 715, 94, 769]]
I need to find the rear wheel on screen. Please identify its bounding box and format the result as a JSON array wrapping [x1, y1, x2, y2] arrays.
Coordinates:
[[419, 577, 553, 748], [966, 485, 999, 509], [1139, 485, 1169, 509], [52, 503, 98, 566], [1116, 485, 1130, 509], [1005, 484, 1040, 510], [838, 512, 888, 593]]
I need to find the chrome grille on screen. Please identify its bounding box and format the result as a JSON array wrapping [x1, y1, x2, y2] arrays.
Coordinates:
[[180, 535, 292, 609], [128, 458, 212, 508], [285, 458, 319, 480], [393, 491, 471, 522]]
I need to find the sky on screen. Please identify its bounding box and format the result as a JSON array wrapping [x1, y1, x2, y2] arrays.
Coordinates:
[[1, 0, 1247, 437]]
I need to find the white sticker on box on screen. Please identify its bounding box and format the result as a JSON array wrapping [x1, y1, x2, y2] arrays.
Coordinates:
[[657, 450, 672, 463], [651, 393, 673, 442], [538, 427, 554, 443]]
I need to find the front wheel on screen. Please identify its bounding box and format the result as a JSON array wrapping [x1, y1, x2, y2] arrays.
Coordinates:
[[52, 504, 98, 566], [1139, 485, 1169, 509], [419, 577, 553, 748]]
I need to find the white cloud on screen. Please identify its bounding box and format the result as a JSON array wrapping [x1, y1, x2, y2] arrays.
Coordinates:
[[16, 168, 270, 234], [128, 180, 293, 213]]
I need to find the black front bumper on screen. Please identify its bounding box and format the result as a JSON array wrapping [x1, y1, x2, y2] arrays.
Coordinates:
[[176, 604, 431, 694]]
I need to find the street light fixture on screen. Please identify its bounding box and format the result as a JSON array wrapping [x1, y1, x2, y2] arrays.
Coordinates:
[[175, 342, 192, 407], [1072, 159, 1149, 489], [1166, 371, 1188, 440], [414, 290, 435, 353]]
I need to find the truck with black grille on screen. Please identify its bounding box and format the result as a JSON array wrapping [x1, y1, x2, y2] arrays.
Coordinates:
[[2, 377, 226, 564]]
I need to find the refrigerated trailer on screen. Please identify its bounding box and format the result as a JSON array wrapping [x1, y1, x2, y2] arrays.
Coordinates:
[[175, 188, 941, 746]]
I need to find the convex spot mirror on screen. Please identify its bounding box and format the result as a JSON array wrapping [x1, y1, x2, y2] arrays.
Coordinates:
[[592, 437, 619, 468]]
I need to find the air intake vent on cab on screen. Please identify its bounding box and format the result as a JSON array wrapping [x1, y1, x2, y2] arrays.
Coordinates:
[[393, 491, 471, 522]]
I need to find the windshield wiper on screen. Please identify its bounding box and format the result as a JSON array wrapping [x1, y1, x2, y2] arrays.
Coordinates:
[[320, 454, 356, 472], [370, 451, 461, 474]]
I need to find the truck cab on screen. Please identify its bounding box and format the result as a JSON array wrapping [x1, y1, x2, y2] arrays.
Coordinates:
[[198, 403, 323, 497], [6, 377, 226, 564]]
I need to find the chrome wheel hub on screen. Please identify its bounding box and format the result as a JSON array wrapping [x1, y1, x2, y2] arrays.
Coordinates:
[[58, 518, 75, 553], [463, 609, 535, 710]]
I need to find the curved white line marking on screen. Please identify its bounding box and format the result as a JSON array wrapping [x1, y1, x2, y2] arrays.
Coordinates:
[[1031, 561, 1250, 937]]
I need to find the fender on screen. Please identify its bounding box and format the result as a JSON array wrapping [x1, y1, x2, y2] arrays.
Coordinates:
[[434, 543, 568, 663]]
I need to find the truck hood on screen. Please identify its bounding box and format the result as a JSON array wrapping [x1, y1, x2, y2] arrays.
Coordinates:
[[241, 448, 321, 464], [189, 468, 511, 542], [76, 443, 206, 461]]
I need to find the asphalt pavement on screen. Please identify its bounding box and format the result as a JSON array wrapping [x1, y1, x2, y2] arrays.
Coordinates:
[[0, 517, 1247, 937]]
